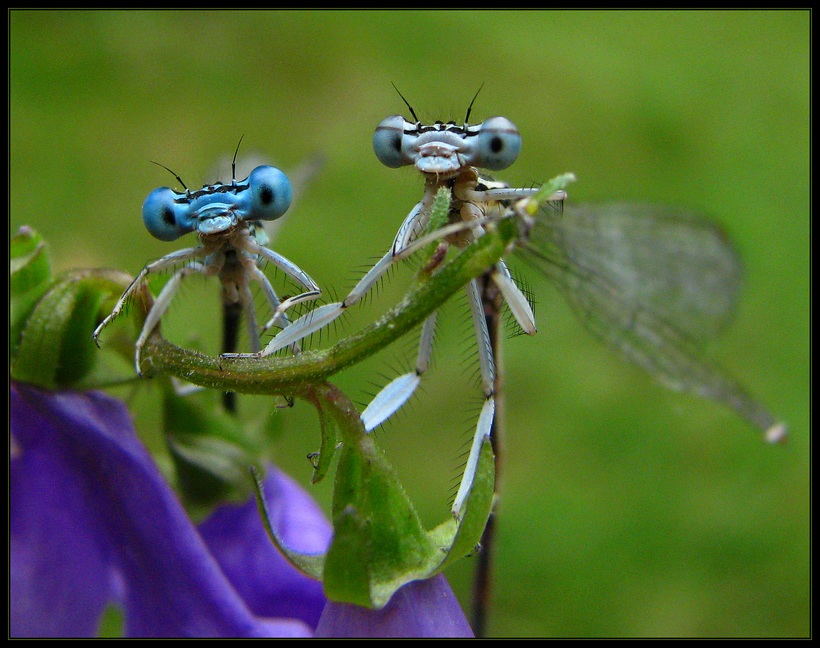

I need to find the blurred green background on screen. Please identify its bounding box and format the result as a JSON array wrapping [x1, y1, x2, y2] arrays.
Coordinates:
[[10, 10, 808, 638]]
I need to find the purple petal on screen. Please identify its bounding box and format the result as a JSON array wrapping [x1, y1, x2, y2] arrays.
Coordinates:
[[10, 413, 114, 637], [10, 382, 316, 638], [314, 574, 474, 638], [198, 466, 331, 627]]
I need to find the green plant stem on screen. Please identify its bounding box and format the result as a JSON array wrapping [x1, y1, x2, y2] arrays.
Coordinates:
[[142, 217, 517, 395]]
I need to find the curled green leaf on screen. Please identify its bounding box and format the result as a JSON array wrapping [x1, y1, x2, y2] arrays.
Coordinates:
[[251, 464, 327, 581], [10, 226, 52, 357], [251, 382, 495, 609], [12, 267, 135, 390]]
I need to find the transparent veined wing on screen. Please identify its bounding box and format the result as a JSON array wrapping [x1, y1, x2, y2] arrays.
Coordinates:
[[519, 201, 785, 441]]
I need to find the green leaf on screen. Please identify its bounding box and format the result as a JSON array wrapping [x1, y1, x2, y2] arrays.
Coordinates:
[[321, 502, 376, 607], [434, 435, 496, 571], [11, 269, 133, 389], [10, 227, 52, 357], [323, 433, 441, 608], [162, 387, 259, 506], [53, 280, 109, 385], [11, 227, 142, 389], [12, 275, 85, 388], [254, 383, 496, 609], [521, 172, 577, 216], [308, 391, 339, 485], [251, 465, 327, 581]]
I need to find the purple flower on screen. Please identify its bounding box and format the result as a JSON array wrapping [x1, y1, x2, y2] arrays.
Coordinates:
[[10, 381, 474, 638], [315, 574, 474, 638], [10, 381, 329, 638]]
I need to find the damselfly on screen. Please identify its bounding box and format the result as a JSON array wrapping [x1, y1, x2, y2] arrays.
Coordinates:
[[92, 145, 322, 379], [249, 92, 565, 516], [239, 93, 786, 516]]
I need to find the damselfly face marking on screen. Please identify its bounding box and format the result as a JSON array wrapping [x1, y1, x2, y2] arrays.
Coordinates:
[[93, 155, 321, 377], [142, 165, 293, 241], [373, 115, 522, 177]]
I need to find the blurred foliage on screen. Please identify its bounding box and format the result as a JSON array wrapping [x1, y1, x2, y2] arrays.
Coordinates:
[[10, 10, 808, 637]]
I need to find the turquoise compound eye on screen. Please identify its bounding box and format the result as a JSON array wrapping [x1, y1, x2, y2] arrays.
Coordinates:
[[476, 116, 521, 171], [247, 165, 292, 221], [142, 187, 192, 241], [373, 115, 408, 168]]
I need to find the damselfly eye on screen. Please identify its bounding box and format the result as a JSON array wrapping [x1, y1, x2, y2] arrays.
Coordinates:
[[373, 115, 408, 168], [142, 187, 192, 241], [247, 166, 292, 221], [476, 116, 521, 171]]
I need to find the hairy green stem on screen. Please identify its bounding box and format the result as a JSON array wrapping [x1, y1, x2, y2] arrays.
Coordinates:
[[142, 217, 517, 395]]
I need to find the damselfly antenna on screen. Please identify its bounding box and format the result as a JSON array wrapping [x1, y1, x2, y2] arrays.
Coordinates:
[[391, 82, 419, 122], [464, 82, 485, 124], [231, 134, 245, 183], [150, 160, 188, 192]]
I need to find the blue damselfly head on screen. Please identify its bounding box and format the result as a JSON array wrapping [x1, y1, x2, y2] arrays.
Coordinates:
[[142, 165, 292, 241]]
